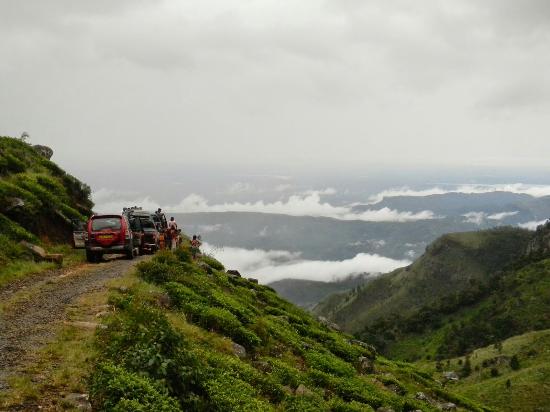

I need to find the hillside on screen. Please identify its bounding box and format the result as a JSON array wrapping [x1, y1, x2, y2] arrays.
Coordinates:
[[0, 136, 93, 278], [269, 275, 371, 309], [417, 329, 550, 412], [0, 136, 93, 241], [314, 227, 532, 334], [88, 245, 490, 411]]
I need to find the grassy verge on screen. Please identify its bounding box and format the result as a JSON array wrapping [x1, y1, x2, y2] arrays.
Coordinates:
[[0, 244, 85, 288]]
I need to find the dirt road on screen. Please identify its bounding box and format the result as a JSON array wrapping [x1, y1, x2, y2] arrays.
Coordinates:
[[0, 256, 146, 391]]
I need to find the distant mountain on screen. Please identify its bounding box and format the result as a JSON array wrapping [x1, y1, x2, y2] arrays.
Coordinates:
[[314, 223, 550, 364], [175, 192, 550, 263], [268, 274, 371, 309]]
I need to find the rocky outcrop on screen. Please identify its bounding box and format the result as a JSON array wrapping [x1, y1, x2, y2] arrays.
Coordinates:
[[33, 144, 54, 159]]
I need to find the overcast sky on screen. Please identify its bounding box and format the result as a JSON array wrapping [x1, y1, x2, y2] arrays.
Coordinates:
[[1, 0, 550, 188]]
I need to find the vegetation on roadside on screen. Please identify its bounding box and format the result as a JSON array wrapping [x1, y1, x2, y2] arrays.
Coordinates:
[[0, 136, 93, 282], [88, 243, 490, 411]]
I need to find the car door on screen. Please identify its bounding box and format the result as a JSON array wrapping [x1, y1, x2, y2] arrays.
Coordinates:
[[72, 219, 87, 249]]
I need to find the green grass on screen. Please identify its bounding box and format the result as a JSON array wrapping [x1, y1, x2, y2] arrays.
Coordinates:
[[0, 246, 85, 288]]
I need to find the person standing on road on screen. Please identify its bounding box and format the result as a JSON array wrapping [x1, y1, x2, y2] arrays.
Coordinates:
[[168, 217, 178, 250]]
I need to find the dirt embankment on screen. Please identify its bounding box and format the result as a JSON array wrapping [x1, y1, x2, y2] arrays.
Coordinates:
[[0, 257, 146, 391]]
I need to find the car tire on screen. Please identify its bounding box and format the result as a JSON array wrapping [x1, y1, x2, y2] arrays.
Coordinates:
[[86, 250, 99, 263], [126, 248, 134, 260]]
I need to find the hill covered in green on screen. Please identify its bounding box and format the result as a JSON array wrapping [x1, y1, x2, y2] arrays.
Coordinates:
[[418, 329, 550, 412], [0, 136, 93, 274], [89, 246, 490, 411], [313, 227, 532, 335]]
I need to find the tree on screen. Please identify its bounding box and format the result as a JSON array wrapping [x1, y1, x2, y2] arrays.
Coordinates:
[[510, 355, 520, 370], [461, 356, 472, 377]]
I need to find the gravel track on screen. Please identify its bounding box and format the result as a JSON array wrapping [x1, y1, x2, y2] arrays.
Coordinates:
[[0, 256, 145, 391]]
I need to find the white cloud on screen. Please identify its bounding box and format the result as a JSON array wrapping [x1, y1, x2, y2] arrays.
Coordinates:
[[368, 183, 550, 204], [462, 210, 519, 224], [518, 219, 548, 230], [203, 243, 409, 283], [198, 224, 223, 233], [172, 192, 438, 222], [487, 211, 519, 220], [462, 211, 486, 225]]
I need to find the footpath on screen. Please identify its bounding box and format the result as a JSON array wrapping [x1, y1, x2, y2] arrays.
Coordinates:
[[0, 256, 148, 410]]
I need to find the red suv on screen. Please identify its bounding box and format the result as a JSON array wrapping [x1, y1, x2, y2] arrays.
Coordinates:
[[85, 214, 135, 262]]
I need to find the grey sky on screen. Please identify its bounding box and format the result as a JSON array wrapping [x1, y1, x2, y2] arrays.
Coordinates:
[[1, 0, 550, 182]]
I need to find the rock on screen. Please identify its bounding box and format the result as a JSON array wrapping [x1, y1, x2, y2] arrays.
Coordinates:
[[281, 385, 293, 395], [295, 384, 313, 396], [232, 342, 247, 358], [64, 393, 91, 411], [20, 241, 47, 259], [2, 197, 24, 212], [415, 391, 428, 401], [33, 144, 54, 159], [198, 262, 213, 274], [254, 361, 272, 373], [19, 241, 63, 264], [95, 311, 110, 318], [442, 371, 459, 381], [349, 339, 378, 355], [358, 356, 376, 374], [440, 402, 457, 411], [227, 270, 241, 278], [317, 316, 341, 331], [248, 278, 259, 284]]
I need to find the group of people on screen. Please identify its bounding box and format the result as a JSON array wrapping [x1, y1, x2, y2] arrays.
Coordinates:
[[155, 208, 202, 258]]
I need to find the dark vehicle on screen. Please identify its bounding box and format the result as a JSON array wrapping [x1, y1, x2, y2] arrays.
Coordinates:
[[132, 211, 160, 254], [85, 214, 135, 262], [123, 207, 160, 254]]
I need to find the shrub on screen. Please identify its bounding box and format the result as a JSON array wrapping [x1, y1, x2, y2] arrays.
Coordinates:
[[137, 260, 184, 284], [510, 354, 520, 370], [202, 255, 225, 271], [304, 351, 355, 377], [280, 395, 327, 412], [95, 301, 201, 402], [233, 326, 262, 349], [205, 374, 273, 412], [199, 306, 242, 335], [165, 282, 206, 308], [89, 363, 182, 412]]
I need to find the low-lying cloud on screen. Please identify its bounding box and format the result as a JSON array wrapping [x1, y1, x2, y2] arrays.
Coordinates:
[[462, 210, 519, 225], [518, 219, 549, 231], [173, 192, 437, 222], [203, 243, 410, 284], [92, 189, 438, 222], [368, 184, 550, 204]]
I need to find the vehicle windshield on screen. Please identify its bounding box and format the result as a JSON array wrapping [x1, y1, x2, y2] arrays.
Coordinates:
[[92, 217, 121, 231], [139, 218, 156, 229]]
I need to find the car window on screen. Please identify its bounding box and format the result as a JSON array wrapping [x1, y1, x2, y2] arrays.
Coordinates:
[[139, 218, 156, 229], [92, 217, 122, 231]]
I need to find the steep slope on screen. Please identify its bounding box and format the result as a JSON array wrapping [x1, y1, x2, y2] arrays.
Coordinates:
[[0, 136, 93, 269], [314, 227, 532, 334], [88, 246, 490, 411]]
